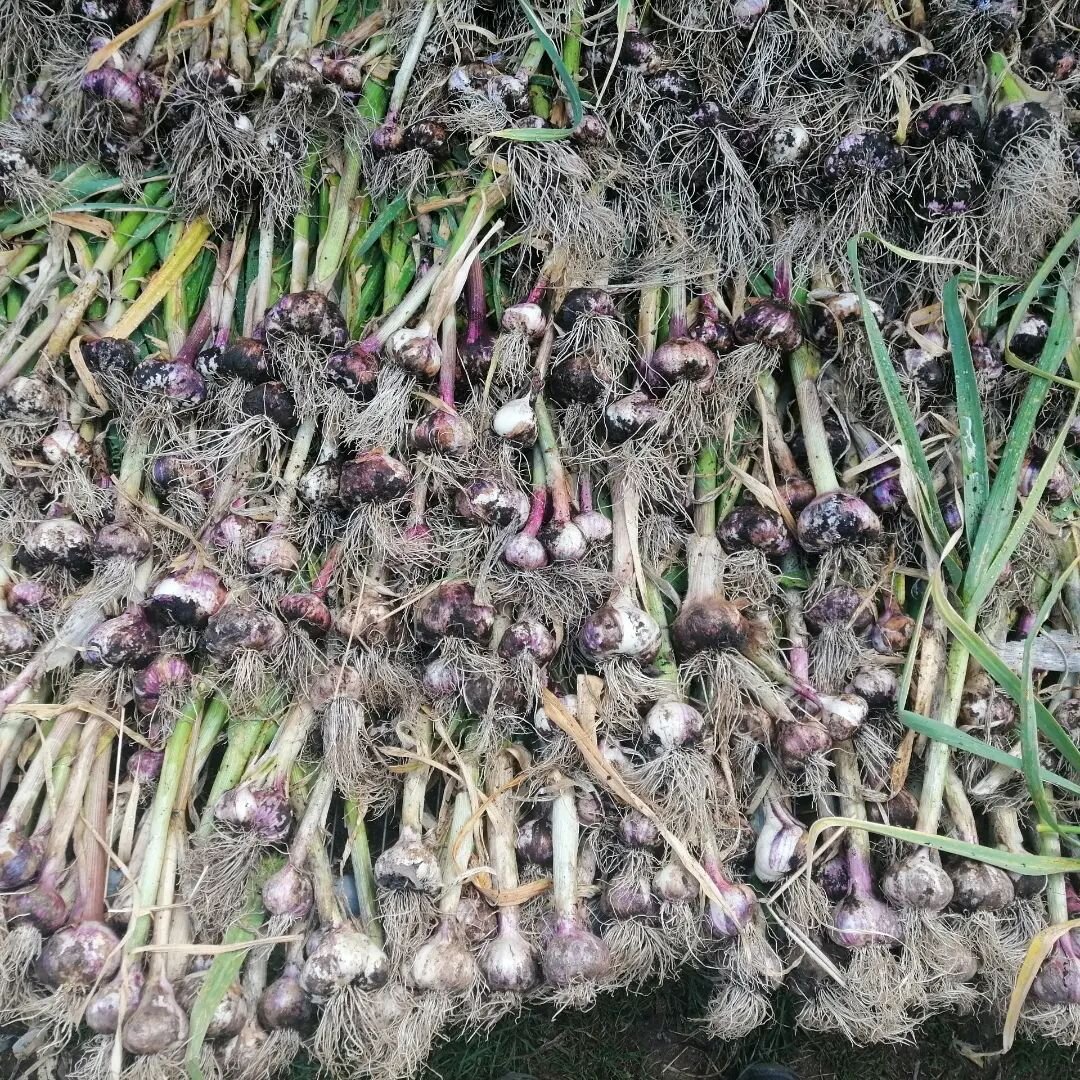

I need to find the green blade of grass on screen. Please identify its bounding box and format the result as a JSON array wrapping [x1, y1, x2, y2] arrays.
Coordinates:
[[350, 257, 385, 334], [930, 570, 1080, 781], [964, 285, 1072, 604], [106, 181, 171, 260], [807, 816, 1080, 875], [1005, 212, 1080, 346], [857, 231, 980, 274], [1000, 353, 1080, 391], [350, 194, 407, 264], [942, 276, 988, 542], [184, 896, 266, 1080], [966, 396, 1077, 615], [513, 0, 583, 130], [897, 585, 930, 711], [1020, 555, 1080, 828], [183, 247, 216, 325], [496, 125, 582, 142], [847, 236, 961, 586], [900, 709, 1080, 798], [956, 270, 1021, 286]]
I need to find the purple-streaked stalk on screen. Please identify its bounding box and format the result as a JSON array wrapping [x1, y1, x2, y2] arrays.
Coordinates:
[[214, 700, 317, 842], [830, 743, 903, 949], [503, 449, 549, 569], [0, 708, 83, 889], [533, 395, 586, 560], [6, 716, 111, 933]]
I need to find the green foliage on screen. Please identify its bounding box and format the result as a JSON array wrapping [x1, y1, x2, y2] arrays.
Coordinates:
[[942, 277, 988, 542]]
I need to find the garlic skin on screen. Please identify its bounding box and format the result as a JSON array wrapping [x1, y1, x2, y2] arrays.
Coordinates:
[[85, 968, 145, 1033], [579, 595, 661, 663], [704, 879, 758, 939], [245, 532, 301, 575], [753, 795, 807, 883], [652, 859, 698, 904], [618, 810, 662, 851], [776, 717, 832, 768], [733, 298, 802, 352], [541, 917, 612, 988], [36, 921, 122, 987], [732, 0, 769, 30], [642, 700, 705, 751], [808, 289, 884, 325], [949, 860, 1015, 913], [796, 492, 883, 552], [671, 598, 750, 659], [818, 693, 869, 742], [300, 927, 389, 1001], [515, 817, 554, 867], [120, 975, 188, 1056], [262, 862, 314, 920], [540, 519, 587, 563], [604, 392, 662, 443], [573, 509, 612, 542], [847, 665, 898, 707], [765, 123, 811, 166], [881, 847, 954, 912], [409, 918, 478, 994], [214, 779, 293, 841], [829, 890, 902, 950], [258, 967, 314, 1030], [491, 396, 538, 445], [479, 925, 538, 992], [455, 478, 530, 528], [386, 323, 442, 377], [501, 302, 546, 338], [605, 871, 658, 919], [503, 532, 549, 570], [374, 827, 443, 893]]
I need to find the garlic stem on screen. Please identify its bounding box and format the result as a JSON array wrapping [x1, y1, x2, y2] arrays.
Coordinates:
[[550, 773, 579, 921], [486, 750, 522, 933], [400, 714, 433, 833], [789, 344, 838, 494], [942, 764, 979, 846], [0, 708, 82, 834], [438, 773, 477, 917], [915, 637, 968, 836], [833, 741, 871, 863], [129, 695, 201, 952], [345, 799, 383, 944]]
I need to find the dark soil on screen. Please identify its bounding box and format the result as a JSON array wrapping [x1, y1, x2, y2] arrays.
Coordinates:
[[420, 973, 1080, 1080]]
